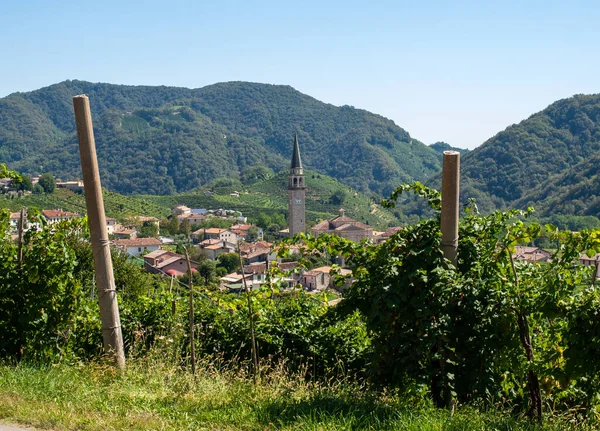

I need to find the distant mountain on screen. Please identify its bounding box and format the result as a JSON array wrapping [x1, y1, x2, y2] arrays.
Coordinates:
[[460, 94, 600, 215], [429, 141, 469, 156], [0, 80, 441, 197]]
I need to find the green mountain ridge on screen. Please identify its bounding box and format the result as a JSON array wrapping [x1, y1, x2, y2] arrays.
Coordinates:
[[0, 80, 441, 197], [457, 94, 600, 216]]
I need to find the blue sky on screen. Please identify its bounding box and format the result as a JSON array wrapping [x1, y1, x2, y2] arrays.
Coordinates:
[[1, 0, 599, 149]]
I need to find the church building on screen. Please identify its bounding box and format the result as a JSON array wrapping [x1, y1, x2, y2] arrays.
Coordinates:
[[288, 134, 306, 236]]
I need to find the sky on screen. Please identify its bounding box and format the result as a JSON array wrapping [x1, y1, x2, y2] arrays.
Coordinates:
[[1, 0, 599, 149]]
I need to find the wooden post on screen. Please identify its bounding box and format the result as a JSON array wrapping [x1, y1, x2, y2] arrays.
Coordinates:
[[238, 246, 258, 382], [184, 248, 196, 376], [441, 151, 460, 266], [73, 95, 125, 369], [17, 208, 24, 266], [170, 275, 176, 315]]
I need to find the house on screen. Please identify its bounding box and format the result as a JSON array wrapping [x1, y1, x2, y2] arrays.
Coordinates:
[[220, 230, 239, 245], [9, 211, 23, 233], [513, 246, 552, 263], [113, 237, 161, 257], [580, 253, 600, 278], [373, 226, 403, 243], [203, 243, 236, 260], [106, 217, 122, 235], [220, 261, 299, 292], [199, 238, 222, 247], [198, 238, 237, 259], [172, 205, 191, 216], [300, 266, 353, 291], [310, 209, 373, 243], [113, 228, 137, 240], [204, 228, 227, 240], [178, 213, 208, 225], [56, 180, 84, 193], [41, 209, 82, 224], [198, 228, 240, 245], [240, 241, 275, 264], [580, 253, 600, 267], [0, 178, 13, 192], [9, 210, 42, 233], [192, 228, 239, 244], [230, 223, 262, 240], [143, 249, 199, 277]]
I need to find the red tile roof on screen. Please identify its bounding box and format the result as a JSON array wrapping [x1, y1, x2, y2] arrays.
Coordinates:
[[113, 238, 161, 247], [42, 209, 81, 219]]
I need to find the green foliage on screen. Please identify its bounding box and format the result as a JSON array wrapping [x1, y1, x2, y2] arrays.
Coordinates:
[[166, 216, 179, 235], [301, 183, 600, 417], [429, 141, 470, 156], [194, 289, 370, 378], [0, 80, 441, 197], [2, 362, 589, 431], [179, 218, 191, 238], [240, 165, 274, 185], [0, 212, 83, 360], [138, 220, 159, 238], [217, 252, 240, 273], [38, 173, 56, 194], [0, 163, 22, 182], [0, 187, 171, 219], [460, 94, 600, 216], [196, 259, 217, 286], [328, 189, 347, 205]]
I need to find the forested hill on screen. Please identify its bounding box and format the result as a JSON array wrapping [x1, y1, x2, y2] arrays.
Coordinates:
[[460, 94, 600, 214], [0, 80, 441, 196]]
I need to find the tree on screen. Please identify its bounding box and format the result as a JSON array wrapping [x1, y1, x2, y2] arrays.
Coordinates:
[[217, 252, 240, 273], [166, 217, 179, 236], [16, 176, 32, 192], [247, 227, 259, 242], [329, 190, 347, 205], [38, 173, 56, 194], [256, 213, 272, 229], [189, 246, 208, 262], [241, 165, 274, 185], [196, 260, 217, 286], [138, 221, 159, 238], [180, 218, 191, 239]]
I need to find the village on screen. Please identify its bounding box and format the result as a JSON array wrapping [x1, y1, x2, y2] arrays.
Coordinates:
[[3, 136, 600, 296]]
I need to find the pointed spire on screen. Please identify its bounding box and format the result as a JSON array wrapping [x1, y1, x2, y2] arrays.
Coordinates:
[[291, 133, 302, 169]]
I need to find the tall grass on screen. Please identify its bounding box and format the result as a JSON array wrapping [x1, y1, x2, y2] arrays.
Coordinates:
[[0, 355, 594, 430]]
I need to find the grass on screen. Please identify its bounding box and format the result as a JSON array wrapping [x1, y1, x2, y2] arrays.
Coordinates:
[[141, 170, 401, 229], [0, 188, 171, 219], [1, 169, 400, 229], [0, 359, 593, 431]]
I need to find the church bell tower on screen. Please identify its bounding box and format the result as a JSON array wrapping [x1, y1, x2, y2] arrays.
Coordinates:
[[288, 134, 306, 236]]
